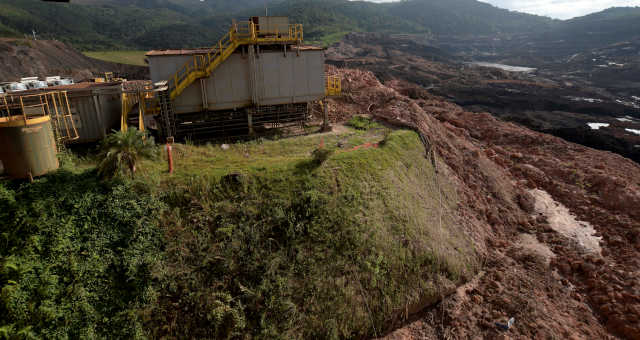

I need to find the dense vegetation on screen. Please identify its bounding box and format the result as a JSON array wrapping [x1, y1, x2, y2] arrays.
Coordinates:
[[1, 0, 636, 53], [0, 173, 165, 338], [0, 124, 477, 338], [534, 7, 640, 55], [0, 0, 561, 50]]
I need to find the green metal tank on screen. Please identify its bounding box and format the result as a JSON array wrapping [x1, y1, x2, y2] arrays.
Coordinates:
[[0, 116, 59, 179]]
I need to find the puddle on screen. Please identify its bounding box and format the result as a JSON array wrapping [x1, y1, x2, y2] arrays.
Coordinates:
[[568, 96, 603, 103], [625, 128, 640, 135], [587, 123, 609, 130], [470, 62, 536, 73]]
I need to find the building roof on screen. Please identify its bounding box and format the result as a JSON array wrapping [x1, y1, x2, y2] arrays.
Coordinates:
[[45, 81, 122, 91], [146, 49, 212, 56], [146, 45, 324, 57]]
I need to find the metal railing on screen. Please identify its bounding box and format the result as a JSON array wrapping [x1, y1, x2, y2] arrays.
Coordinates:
[[0, 91, 79, 143], [326, 75, 342, 96]]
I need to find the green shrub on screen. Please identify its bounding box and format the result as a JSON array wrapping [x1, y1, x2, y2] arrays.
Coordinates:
[[347, 116, 382, 130], [97, 128, 157, 179], [0, 172, 165, 339], [311, 147, 334, 165]]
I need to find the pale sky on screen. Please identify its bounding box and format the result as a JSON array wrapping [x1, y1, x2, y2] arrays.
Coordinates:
[[363, 0, 640, 20]]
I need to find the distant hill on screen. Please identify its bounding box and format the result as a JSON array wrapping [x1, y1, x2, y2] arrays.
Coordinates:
[[72, 0, 275, 16], [536, 7, 640, 55], [388, 0, 558, 35], [0, 0, 558, 50], [0, 0, 638, 56]]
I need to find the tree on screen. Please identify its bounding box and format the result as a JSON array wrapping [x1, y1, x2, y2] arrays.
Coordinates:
[[97, 128, 156, 179]]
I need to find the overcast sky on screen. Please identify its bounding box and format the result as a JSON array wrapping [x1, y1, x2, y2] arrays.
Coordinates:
[[364, 0, 640, 20]]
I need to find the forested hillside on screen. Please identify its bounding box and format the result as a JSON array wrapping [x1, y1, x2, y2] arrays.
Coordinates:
[[0, 0, 638, 57], [536, 7, 640, 55], [0, 0, 556, 50]]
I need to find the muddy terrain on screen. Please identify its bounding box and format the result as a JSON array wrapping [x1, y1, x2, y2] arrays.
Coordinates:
[[324, 67, 640, 339], [326, 33, 640, 163], [0, 38, 148, 82]]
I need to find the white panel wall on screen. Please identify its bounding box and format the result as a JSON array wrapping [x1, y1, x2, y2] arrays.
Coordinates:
[[148, 49, 325, 114]]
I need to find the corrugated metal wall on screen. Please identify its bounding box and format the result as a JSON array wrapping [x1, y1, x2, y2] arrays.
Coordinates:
[[148, 48, 325, 115], [256, 17, 289, 35], [67, 86, 122, 143]]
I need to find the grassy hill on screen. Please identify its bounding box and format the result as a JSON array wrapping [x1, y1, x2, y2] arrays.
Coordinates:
[[0, 122, 477, 338], [83, 50, 148, 66]]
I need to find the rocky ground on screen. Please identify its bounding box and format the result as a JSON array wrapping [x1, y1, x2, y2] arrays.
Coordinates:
[[324, 67, 640, 339], [326, 33, 640, 164], [0, 38, 147, 82]]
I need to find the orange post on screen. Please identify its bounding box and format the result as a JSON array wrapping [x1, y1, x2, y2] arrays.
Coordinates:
[[166, 140, 174, 174]]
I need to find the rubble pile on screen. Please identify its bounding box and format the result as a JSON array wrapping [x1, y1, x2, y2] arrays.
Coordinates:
[[327, 67, 640, 339]]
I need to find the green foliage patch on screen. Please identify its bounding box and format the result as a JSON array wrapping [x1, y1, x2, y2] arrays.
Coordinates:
[[144, 129, 476, 338], [0, 172, 165, 339], [347, 116, 383, 131], [0, 127, 477, 339]]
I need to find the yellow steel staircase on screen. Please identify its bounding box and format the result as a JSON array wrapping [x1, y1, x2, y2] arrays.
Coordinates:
[[166, 21, 304, 101]]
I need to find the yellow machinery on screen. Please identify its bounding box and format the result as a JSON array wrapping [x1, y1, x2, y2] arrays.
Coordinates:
[[121, 82, 157, 132]]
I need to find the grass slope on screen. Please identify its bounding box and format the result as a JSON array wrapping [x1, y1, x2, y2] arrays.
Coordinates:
[[83, 51, 148, 66], [0, 123, 477, 339]]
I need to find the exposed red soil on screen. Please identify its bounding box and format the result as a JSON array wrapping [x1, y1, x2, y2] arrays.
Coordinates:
[[325, 67, 640, 339]]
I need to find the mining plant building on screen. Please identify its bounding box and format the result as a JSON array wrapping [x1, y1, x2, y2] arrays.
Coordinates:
[[145, 17, 327, 139]]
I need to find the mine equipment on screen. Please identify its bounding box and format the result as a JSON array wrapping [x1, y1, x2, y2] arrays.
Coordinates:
[[46, 76, 74, 87], [141, 16, 341, 141], [2, 82, 28, 93], [0, 91, 78, 179], [21, 77, 49, 89]]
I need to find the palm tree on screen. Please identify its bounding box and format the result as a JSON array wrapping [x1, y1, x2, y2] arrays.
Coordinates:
[[97, 128, 156, 179]]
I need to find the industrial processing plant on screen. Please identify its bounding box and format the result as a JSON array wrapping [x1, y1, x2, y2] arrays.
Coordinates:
[[0, 16, 340, 179]]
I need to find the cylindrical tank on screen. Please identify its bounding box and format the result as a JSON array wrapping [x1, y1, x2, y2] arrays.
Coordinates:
[[0, 116, 59, 179]]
